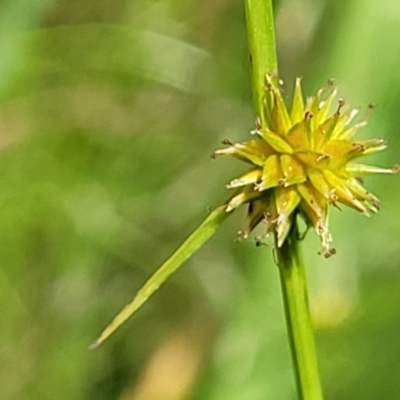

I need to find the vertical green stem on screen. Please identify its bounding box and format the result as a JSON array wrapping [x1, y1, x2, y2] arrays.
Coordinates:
[[276, 223, 324, 400], [243, 0, 324, 398], [244, 0, 277, 126]]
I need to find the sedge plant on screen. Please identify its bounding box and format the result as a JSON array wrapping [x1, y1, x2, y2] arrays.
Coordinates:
[[91, 0, 397, 398]]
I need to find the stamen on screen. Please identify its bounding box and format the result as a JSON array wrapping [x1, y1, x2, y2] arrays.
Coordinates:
[[305, 111, 313, 120], [366, 103, 375, 117], [336, 98, 345, 114], [263, 212, 282, 225], [327, 78, 335, 87], [351, 143, 366, 152], [255, 117, 262, 130], [237, 230, 248, 241], [317, 153, 330, 162], [278, 178, 287, 187], [324, 248, 336, 258]]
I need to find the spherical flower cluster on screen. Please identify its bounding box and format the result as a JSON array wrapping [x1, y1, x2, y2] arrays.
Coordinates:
[[213, 76, 397, 256]]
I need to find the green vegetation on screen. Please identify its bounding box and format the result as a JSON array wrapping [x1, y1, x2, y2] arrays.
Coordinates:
[[1, 1, 399, 399]]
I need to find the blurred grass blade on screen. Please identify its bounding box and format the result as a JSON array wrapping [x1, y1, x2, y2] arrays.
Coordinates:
[[90, 205, 232, 348], [0, 0, 56, 99], [29, 25, 208, 94]]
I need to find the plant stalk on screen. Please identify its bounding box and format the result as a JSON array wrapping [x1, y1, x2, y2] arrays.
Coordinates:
[[243, 0, 324, 398], [244, 0, 277, 126], [276, 223, 324, 400]]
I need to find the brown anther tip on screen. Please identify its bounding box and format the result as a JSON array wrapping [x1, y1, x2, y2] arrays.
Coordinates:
[[278, 178, 287, 187], [324, 248, 336, 258], [210, 152, 217, 159], [363, 104, 376, 120], [316, 153, 330, 162], [327, 78, 335, 86], [265, 77, 273, 90], [332, 202, 342, 211], [336, 98, 345, 114], [255, 238, 270, 247], [351, 143, 365, 152], [221, 138, 233, 145], [305, 111, 313, 120], [206, 206, 214, 214], [330, 193, 338, 201], [392, 164, 399, 173]]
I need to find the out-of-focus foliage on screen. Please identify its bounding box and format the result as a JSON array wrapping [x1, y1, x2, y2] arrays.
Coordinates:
[[0, 0, 399, 399]]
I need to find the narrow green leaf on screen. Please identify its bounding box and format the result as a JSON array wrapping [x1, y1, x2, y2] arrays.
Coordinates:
[[90, 205, 233, 348]]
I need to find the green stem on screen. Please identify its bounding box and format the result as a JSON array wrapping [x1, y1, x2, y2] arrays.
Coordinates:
[[244, 0, 277, 125], [243, 1, 323, 398], [276, 222, 324, 400]]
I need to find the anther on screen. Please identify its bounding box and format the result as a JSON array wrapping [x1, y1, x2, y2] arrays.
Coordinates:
[[221, 138, 233, 145], [255, 237, 270, 248], [324, 248, 336, 258], [336, 98, 345, 114], [278, 178, 287, 187], [363, 103, 376, 121], [255, 117, 262, 130], [305, 111, 313, 120], [351, 143, 366, 153], [316, 153, 330, 162]]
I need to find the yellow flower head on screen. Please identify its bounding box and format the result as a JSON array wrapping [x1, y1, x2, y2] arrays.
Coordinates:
[[213, 76, 397, 257]]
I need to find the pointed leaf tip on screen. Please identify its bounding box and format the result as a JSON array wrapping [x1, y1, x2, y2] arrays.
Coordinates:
[[90, 204, 234, 346], [89, 340, 100, 350]]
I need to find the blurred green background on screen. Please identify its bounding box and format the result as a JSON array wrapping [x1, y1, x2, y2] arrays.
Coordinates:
[[1, 0, 399, 399]]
